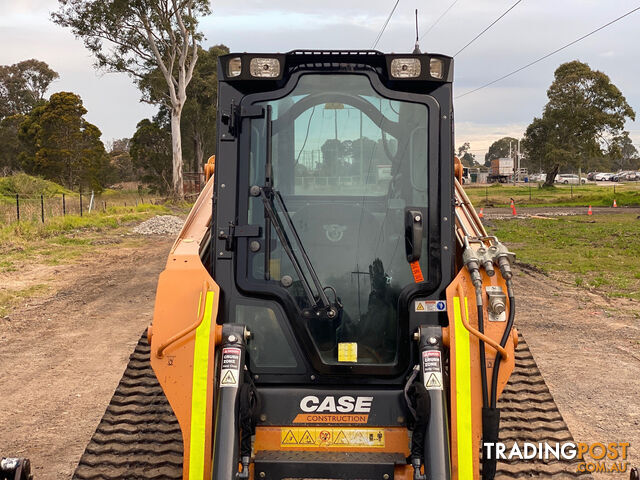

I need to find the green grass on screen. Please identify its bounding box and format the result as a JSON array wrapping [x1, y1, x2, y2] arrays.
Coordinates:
[[0, 173, 72, 197], [466, 183, 640, 207], [0, 203, 170, 272], [0, 283, 50, 317], [489, 213, 640, 300]]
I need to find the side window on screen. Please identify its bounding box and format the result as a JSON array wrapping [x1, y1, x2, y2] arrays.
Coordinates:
[[233, 303, 298, 368]]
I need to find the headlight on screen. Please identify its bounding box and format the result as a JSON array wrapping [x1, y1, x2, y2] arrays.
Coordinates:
[[429, 58, 444, 79], [227, 57, 242, 77], [250, 58, 281, 78], [390, 58, 421, 78]]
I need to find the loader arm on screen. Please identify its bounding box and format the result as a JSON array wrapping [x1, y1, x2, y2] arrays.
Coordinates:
[[149, 175, 222, 480]]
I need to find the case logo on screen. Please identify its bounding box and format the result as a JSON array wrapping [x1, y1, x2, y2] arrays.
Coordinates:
[[323, 224, 347, 242], [299, 395, 373, 413]]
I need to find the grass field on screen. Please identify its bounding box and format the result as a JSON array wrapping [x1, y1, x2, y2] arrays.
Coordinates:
[[0, 174, 168, 223], [489, 213, 640, 301], [0, 204, 175, 316], [466, 182, 640, 208]]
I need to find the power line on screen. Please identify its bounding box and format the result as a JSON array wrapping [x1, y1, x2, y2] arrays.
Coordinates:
[[419, 0, 460, 41], [372, 0, 401, 50], [456, 5, 640, 99], [454, 0, 523, 57]]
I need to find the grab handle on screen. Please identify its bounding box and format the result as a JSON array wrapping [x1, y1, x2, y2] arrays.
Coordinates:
[[156, 280, 210, 358], [456, 283, 509, 361]]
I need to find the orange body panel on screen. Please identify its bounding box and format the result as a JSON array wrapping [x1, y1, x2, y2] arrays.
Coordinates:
[[446, 268, 516, 480], [149, 176, 221, 479]]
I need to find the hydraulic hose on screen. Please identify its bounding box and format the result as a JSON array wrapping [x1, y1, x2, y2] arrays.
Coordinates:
[[455, 283, 509, 360], [477, 303, 489, 408], [490, 282, 515, 408]]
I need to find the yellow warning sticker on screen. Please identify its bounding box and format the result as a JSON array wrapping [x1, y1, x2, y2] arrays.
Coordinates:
[[338, 342, 358, 362], [280, 428, 385, 448]]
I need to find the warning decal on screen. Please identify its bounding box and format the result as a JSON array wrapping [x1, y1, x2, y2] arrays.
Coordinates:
[[338, 342, 358, 362], [422, 350, 444, 391], [219, 347, 241, 388], [415, 300, 447, 313], [282, 430, 297, 445], [280, 427, 385, 448]]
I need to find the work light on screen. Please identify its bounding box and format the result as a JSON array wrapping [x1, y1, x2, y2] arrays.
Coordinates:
[[390, 58, 421, 78], [227, 57, 242, 77], [429, 58, 444, 79], [250, 58, 281, 78]]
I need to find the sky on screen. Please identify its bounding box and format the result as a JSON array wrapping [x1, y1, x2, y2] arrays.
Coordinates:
[[1, 0, 639, 161]]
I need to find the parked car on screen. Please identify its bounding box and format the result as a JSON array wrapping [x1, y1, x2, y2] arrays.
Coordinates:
[[529, 173, 546, 182], [617, 171, 638, 181], [587, 172, 597, 181], [594, 172, 614, 181], [556, 174, 586, 184]]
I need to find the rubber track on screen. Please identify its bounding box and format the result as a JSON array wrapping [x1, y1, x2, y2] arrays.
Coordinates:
[[73, 333, 589, 479]]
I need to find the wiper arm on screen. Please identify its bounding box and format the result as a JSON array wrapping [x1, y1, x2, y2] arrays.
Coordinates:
[[273, 190, 332, 310], [259, 188, 337, 317], [259, 104, 337, 318]]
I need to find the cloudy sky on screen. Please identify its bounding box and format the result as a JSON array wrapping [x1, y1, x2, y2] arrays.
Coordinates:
[[1, 0, 639, 160]]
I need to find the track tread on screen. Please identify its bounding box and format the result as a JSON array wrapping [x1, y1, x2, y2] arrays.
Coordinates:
[[72, 332, 183, 480]]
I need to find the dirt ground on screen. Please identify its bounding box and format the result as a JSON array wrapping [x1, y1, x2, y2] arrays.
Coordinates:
[[0, 236, 173, 479], [1, 229, 639, 479], [514, 265, 640, 477], [483, 205, 640, 219]]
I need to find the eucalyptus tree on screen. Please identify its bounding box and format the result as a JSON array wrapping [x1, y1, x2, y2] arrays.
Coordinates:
[[53, 0, 211, 197]]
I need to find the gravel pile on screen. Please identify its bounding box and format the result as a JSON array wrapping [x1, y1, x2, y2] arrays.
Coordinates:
[[133, 215, 185, 235]]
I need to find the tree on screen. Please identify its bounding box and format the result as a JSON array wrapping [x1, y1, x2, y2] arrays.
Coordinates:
[[18, 92, 110, 190], [457, 142, 477, 167], [523, 61, 635, 186], [0, 115, 26, 174], [0, 59, 59, 119], [610, 132, 639, 171], [130, 116, 173, 194], [53, 0, 211, 198], [108, 138, 136, 182], [484, 137, 519, 167], [140, 44, 229, 172]]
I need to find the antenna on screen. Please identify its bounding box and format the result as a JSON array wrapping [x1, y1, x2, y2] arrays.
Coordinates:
[[413, 9, 422, 53]]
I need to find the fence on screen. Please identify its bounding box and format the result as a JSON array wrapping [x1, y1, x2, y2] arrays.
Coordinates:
[[0, 191, 166, 225]]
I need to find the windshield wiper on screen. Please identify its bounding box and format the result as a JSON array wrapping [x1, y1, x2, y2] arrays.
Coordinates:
[[259, 105, 339, 319], [259, 187, 341, 318]]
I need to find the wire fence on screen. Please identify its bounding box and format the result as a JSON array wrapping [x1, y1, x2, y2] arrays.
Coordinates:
[[0, 192, 168, 225], [1, 174, 207, 225]]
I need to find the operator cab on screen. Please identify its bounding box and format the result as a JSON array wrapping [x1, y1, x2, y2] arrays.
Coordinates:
[[211, 51, 454, 382]]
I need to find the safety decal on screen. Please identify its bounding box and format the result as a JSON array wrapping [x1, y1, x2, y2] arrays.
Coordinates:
[[415, 300, 447, 313], [337, 342, 358, 362], [220, 347, 241, 388], [422, 350, 443, 390], [280, 427, 385, 448]]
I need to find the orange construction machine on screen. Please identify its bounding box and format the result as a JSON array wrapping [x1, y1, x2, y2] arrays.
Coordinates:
[[147, 50, 517, 480]]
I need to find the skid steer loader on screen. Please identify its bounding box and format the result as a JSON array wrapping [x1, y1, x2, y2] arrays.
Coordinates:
[[146, 49, 518, 480]]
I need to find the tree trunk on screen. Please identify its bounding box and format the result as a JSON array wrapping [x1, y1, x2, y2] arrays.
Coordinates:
[[170, 107, 184, 198], [543, 163, 560, 187], [195, 132, 204, 173]]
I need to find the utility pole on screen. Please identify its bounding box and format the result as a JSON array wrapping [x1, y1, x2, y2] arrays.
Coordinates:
[[510, 141, 516, 185], [517, 139, 521, 184]]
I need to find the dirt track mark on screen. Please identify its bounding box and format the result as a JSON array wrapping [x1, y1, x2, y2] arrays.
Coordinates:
[[0, 237, 172, 480], [513, 267, 640, 478]]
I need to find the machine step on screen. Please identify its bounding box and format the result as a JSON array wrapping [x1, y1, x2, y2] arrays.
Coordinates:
[[254, 450, 406, 480]]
